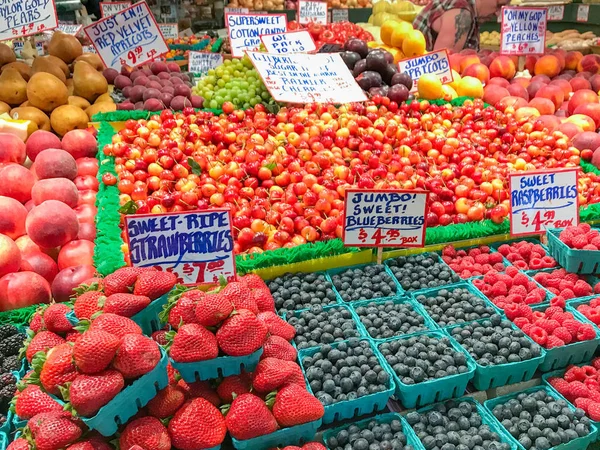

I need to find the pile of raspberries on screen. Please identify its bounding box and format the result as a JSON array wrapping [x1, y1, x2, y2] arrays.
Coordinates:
[[441, 245, 506, 279], [560, 224, 600, 250], [471, 266, 548, 308], [496, 241, 557, 270], [548, 359, 600, 420]]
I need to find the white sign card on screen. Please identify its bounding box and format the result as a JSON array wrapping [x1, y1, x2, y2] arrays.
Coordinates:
[[224, 7, 249, 13], [58, 23, 83, 35], [298, 0, 328, 25], [343, 189, 428, 247], [331, 8, 348, 23], [12, 39, 44, 56], [0, 0, 58, 41], [500, 7, 547, 55], [547, 5, 564, 20], [226, 13, 286, 58], [260, 30, 316, 54], [247, 51, 367, 104], [577, 4, 589, 22], [125, 210, 236, 286], [83, 44, 97, 53], [189, 51, 223, 74], [85, 1, 168, 69], [397, 49, 452, 92], [158, 23, 178, 39], [509, 168, 579, 236], [100, 1, 131, 18]]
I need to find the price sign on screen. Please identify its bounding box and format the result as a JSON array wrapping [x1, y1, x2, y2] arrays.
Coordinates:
[[331, 9, 348, 23], [226, 13, 286, 58], [100, 1, 131, 17], [84, 1, 168, 69], [125, 210, 236, 286], [547, 5, 564, 20], [509, 168, 579, 236], [343, 189, 428, 247], [260, 30, 316, 54], [297, 0, 328, 25], [158, 23, 178, 39], [577, 4, 589, 22], [247, 51, 367, 104], [0, 0, 58, 41], [224, 7, 249, 13], [397, 49, 453, 92], [189, 51, 223, 74], [500, 6, 547, 55], [58, 23, 83, 35]]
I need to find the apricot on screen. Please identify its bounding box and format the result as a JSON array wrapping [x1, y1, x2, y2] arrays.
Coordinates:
[[565, 51, 584, 71], [32, 178, 79, 208], [26, 200, 79, 248], [534, 55, 561, 78], [26, 130, 61, 161], [460, 55, 480, 74], [0, 196, 27, 239], [456, 76, 483, 98], [568, 89, 599, 115], [489, 56, 516, 80], [0, 164, 34, 203], [35, 149, 77, 180], [449, 54, 462, 73], [463, 63, 490, 84]]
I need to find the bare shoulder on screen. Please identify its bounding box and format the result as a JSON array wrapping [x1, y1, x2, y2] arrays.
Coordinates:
[[432, 8, 473, 32]]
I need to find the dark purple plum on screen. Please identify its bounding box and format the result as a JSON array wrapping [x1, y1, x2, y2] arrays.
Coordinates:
[[387, 84, 410, 103], [369, 86, 389, 97], [340, 51, 362, 70], [365, 51, 389, 73], [352, 59, 368, 78], [344, 38, 368, 58], [391, 72, 413, 91], [356, 71, 382, 91]]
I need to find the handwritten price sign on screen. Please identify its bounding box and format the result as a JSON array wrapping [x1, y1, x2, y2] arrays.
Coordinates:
[[0, 0, 58, 41], [100, 1, 131, 17], [510, 168, 579, 236], [398, 50, 452, 92], [500, 6, 547, 55], [260, 30, 316, 54], [125, 210, 236, 286], [343, 189, 428, 247], [297, 0, 328, 25]]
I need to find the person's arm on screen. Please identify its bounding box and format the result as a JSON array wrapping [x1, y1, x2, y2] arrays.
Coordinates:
[[432, 8, 474, 53]]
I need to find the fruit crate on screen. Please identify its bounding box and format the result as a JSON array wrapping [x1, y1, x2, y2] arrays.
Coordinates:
[[170, 348, 263, 383], [349, 296, 438, 339], [322, 412, 423, 450], [444, 319, 546, 391], [484, 385, 598, 450], [384, 252, 461, 295], [566, 296, 600, 328], [547, 228, 600, 274], [414, 396, 518, 450], [437, 244, 513, 280], [326, 263, 404, 303], [297, 339, 395, 425], [376, 330, 475, 409], [231, 418, 321, 450], [530, 303, 600, 371]]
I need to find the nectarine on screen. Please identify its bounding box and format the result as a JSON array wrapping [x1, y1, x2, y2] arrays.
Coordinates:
[[57, 239, 94, 270], [0, 133, 26, 164], [0, 196, 27, 239], [26, 130, 61, 161], [0, 235, 20, 278], [20, 252, 58, 283], [26, 200, 79, 248], [0, 271, 51, 311], [61, 130, 97, 159], [32, 178, 79, 208], [35, 149, 77, 180], [0, 164, 34, 203]]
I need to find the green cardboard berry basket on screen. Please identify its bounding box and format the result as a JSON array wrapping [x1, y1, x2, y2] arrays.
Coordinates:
[[547, 228, 600, 274]]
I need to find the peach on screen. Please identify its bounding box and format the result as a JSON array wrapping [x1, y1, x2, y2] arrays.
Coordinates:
[[0, 235, 20, 278], [483, 86, 510, 107], [590, 74, 600, 93], [449, 54, 462, 73], [0, 196, 27, 239], [558, 122, 581, 139], [512, 77, 530, 89], [15, 235, 42, 255], [507, 84, 529, 101], [529, 98, 555, 115], [32, 178, 79, 208], [565, 51, 584, 71], [0, 271, 51, 311], [61, 130, 97, 159], [479, 55, 493, 67], [489, 56, 516, 80], [20, 252, 58, 283], [577, 71, 593, 79], [0, 164, 34, 203], [565, 114, 597, 132], [574, 103, 600, 129], [549, 79, 572, 99], [534, 55, 561, 78], [26, 200, 79, 248], [536, 115, 561, 132], [0, 133, 26, 164], [515, 107, 541, 121], [570, 77, 592, 92], [26, 130, 61, 161], [568, 89, 599, 115], [460, 49, 477, 55], [527, 82, 545, 99], [78, 190, 97, 207], [51, 264, 96, 303], [463, 63, 490, 84], [78, 222, 96, 241], [75, 158, 99, 177], [551, 49, 566, 71], [592, 148, 600, 168], [488, 77, 510, 88], [57, 239, 94, 270], [460, 55, 480, 73], [578, 55, 600, 74], [536, 85, 564, 109], [496, 96, 528, 112], [35, 149, 77, 180], [74, 175, 99, 192], [525, 55, 538, 74], [75, 204, 97, 224], [531, 75, 551, 85]]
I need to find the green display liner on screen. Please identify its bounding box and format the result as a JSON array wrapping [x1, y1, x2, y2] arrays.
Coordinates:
[[91, 108, 223, 122]]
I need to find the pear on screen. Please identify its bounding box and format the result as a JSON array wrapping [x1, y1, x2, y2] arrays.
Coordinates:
[[73, 61, 108, 103], [27, 72, 69, 112], [32, 56, 68, 84], [48, 32, 82, 64], [0, 68, 28, 106]]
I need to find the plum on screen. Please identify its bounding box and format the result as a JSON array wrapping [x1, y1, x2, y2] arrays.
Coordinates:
[[114, 75, 133, 90], [174, 84, 191, 98], [159, 93, 173, 108], [344, 38, 368, 59], [143, 98, 163, 111], [102, 68, 119, 84], [142, 88, 161, 101], [129, 85, 145, 103], [170, 96, 191, 111], [190, 95, 204, 109]]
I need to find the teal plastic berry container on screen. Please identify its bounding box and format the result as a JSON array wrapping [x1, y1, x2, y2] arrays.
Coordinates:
[[171, 348, 263, 383], [231, 419, 321, 450]]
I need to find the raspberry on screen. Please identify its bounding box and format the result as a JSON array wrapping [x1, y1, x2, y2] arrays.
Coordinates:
[[590, 298, 600, 308], [575, 397, 594, 412], [565, 366, 586, 382], [513, 317, 530, 329], [497, 244, 511, 256], [588, 389, 600, 403], [541, 256, 557, 268], [577, 324, 597, 341], [569, 381, 591, 399], [505, 266, 519, 277], [584, 365, 598, 377], [583, 245, 598, 251], [588, 402, 600, 421], [532, 311, 545, 321], [506, 294, 524, 305], [563, 319, 582, 338], [482, 272, 499, 285], [595, 284, 600, 294], [489, 253, 504, 264], [522, 323, 533, 334], [510, 285, 528, 299], [584, 378, 600, 393], [548, 377, 570, 394], [579, 223, 592, 233], [529, 258, 543, 270], [550, 296, 567, 308], [592, 236, 600, 248], [538, 319, 560, 333], [561, 289, 576, 300], [553, 327, 573, 344], [517, 304, 533, 320], [565, 273, 581, 285], [504, 303, 520, 321], [513, 273, 530, 287], [529, 326, 548, 345], [513, 260, 529, 270], [586, 230, 600, 240], [572, 235, 588, 249], [593, 357, 600, 370], [545, 306, 564, 319], [491, 281, 508, 297], [442, 245, 457, 257], [546, 335, 565, 348], [474, 254, 489, 265], [587, 310, 600, 325], [472, 279, 485, 289], [573, 280, 593, 297]]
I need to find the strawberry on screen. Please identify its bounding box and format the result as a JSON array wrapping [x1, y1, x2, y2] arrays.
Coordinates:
[[216, 309, 268, 357], [73, 329, 120, 374], [217, 374, 252, 403], [7, 438, 32, 450], [29, 412, 82, 450], [257, 311, 296, 340], [240, 274, 268, 290], [103, 267, 142, 296], [252, 288, 275, 313], [271, 384, 324, 427], [168, 397, 227, 449], [221, 282, 258, 314], [67, 370, 124, 417], [119, 417, 171, 450], [262, 335, 297, 361], [73, 291, 104, 320], [103, 293, 151, 317], [169, 323, 219, 363], [65, 440, 111, 450], [42, 304, 74, 334], [151, 330, 169, 345], [194, 292, 233, 327], [24, 331, 65, 362], [90, 313, 142, 336], [147, 384, 187, 418], [302, 444, 327, 450], [252, 358, 305, 393], [166, 292, 200, 329], [133, 270, 177, 300], [14, 385, 63, 419], [178, 380, 221, 406], [224, 393, 278, 440], [112, 334, 161, 379], [29, 311, 44, 333], [37, 343, 78, 395]]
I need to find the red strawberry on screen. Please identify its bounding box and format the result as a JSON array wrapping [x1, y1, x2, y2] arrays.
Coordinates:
[[216, 309, 268, 357], [14, 385, 63, 419], [151, 330, 169, 345], [112, 334, 161, 379], [103, 267, 142, 296], [90, 313, 142, 336], [38, 343, 78, 395], [194, 292, 233, 327], [65, 440, 110, 450], [133, 270, 177, 300], [240, 274, 268, 290], [169, 323, 219, 363], [73, 291, 104, 320], [103, 293, 151, 317], [7, 438, 32, 450], [29, 412, 83, 450], [119, 416, 171, 450], [262, 335, 297, 361], [168, 398, 227, 449], [147, 384, 187, 418], [177, 380, 221, 406], [217, 374, 252, 403], [43, 304, 73, 334], [252, 358, 305, 393], [29, 311, 44, 333], [166, 292, 200, 329], [257, 311, 296, 340], [221, 282, 258, 314], [252, 288, 275, 313], [224, 393, 278, 440], [73, 329, 120, 374], [68, 370, 124, 417], [302, 443, 327, 450], [271, 383, 324, 427], [25, 331, 65, 362]]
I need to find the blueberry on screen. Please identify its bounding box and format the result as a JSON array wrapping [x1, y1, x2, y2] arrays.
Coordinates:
[[269, 272, 338, 313]]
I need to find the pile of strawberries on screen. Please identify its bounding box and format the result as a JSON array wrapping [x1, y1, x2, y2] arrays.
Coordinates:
[[496, 240, 557, 270], [472, 266, 549, 308], [575, 298, 600, 325], [441, 245, 506, 279], [507, 304, 597, 348], [547, 359, 600, 421], [560, 224, 600, 250], [531, 268, 597, 303]]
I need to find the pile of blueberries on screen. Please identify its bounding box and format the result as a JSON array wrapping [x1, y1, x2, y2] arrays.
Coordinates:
[[330, 264, 398, 302], [326, 416, 416, 450], [354, 300, 430, 339], [267, 272, 338, 313], [386, 254, 460, 292]]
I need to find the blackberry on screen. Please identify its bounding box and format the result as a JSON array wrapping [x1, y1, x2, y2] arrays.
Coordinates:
[[0, 373, 15, 388], [0, 384, 15, 401], [326, 416, 414, 450], [2, 355, 20, 372], [354, 300, 429, 339], [0, 325, 18, 341], [330, 264, 397, 302], [386, 253, 460, 291], [267, 272, 337, 313], [0, 332, 26, 357]]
